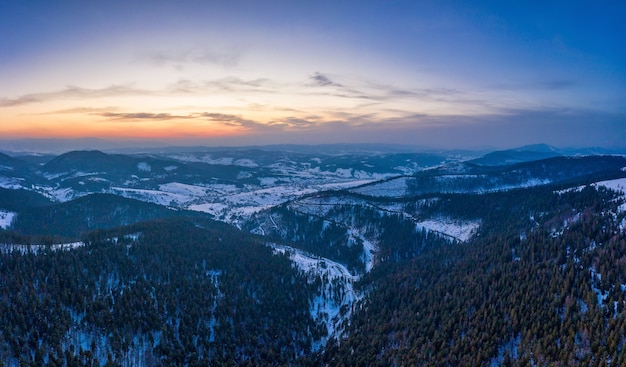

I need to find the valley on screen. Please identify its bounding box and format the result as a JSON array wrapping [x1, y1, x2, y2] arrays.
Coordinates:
[[0, 144, 626, 366]]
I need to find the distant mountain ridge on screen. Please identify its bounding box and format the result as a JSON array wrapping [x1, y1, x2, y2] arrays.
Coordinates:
[[469, 144, 626, 166], [469, 144, 562, 166]]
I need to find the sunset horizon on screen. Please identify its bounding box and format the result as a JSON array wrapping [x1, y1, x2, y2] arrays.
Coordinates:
[[1, 1, 624, 151]]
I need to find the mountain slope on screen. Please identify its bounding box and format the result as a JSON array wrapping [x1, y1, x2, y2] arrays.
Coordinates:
[[0, 188, 53, 211], [0, 218, 324, 366], [469, 144, 562, 166], [350, 155, 626, 198], [314, 184, 626, 366], [9, 193, 199, 238], [0, 152, 36, 188]]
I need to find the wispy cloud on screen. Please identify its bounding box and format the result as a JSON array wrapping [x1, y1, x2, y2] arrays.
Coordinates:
[[139, 48, 240, 68], [168, 77, 276, 94], [0, 84, 149, 107], [271, 116, 320, 129], [95, 112, 194, 121], [39, 106, 120, 115], [197, 112, 268, 129], [195, 113, 319, 130], [303, 73, 484, 108], [308, 72, 343, 88]]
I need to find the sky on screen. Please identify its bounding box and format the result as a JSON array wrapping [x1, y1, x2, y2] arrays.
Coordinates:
[[0, 0, 624, 152]]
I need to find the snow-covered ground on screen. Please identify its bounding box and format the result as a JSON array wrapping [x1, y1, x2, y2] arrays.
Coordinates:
[[0, 210, 15, 229], [416, 218, 480, 242], [111, 186, 193, 206], [558, 177, 626, 214], [594, 178, 626, 213], [347, 228, 377, 272], [0, 176, 25, 189], [593, 177, 626, 193], [269, 243, 361, 350], [0, 241, 85, 254], [186, 178, 380, 226], [557, 177, 626, 195], [166, 154, 259, 167], [159, 182, 208, 197], [190, 185, 318, 225], [288, 195, 369, 217], [349, 177, 409, 197]]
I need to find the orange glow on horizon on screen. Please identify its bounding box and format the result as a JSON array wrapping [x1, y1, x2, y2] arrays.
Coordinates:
[[0, 117, 250, 140]]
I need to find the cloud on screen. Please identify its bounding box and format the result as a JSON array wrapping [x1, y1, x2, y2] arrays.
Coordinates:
[[140, 48, 240, 68], [302, 74, 485, 109], [198, 113, 320, 130], [0, 84, 149, 107], [273, 116, 319, 129], [168, 77, 276, 94], [0, 95, 40, 107], [39, 106, 120, 115], [0, 77, 274, 109], [308, 72, 343, 88], [95, 112, 193, 121], [197, 112, 267, 129]]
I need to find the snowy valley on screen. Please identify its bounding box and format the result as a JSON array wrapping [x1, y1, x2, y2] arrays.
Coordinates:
[[1, 145, 626, 366]]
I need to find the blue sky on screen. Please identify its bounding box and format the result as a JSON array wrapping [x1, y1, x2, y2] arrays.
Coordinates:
[[0, 0, 624, 151]]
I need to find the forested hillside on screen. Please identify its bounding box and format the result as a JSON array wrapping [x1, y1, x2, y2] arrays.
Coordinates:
[[9, 194, 204, 238], [312, 185, 626, 366], [0, 149, 625, 366], [0, 219, 324, 366]]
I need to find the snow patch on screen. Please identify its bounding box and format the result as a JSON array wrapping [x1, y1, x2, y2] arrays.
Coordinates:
[[234, 159, 258, 167], [0, 210, 16, 229], [111, 186, 191, 206], [137, 162, 151, 172], [347, 228, 377, 272], [0, 176, 25, 189], [159, 182, 207, 197], [350, 177, 409, 197], [259, 177, 279, 186], [590, 268, 609, 307], [52, 187, 78, 202], [0, 241, 85, 254], [593, 177, 626, 194], [416, 218, 480, 242], [269, 243, 361, 350]]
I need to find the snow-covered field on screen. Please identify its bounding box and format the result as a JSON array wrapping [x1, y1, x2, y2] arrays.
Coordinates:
[[349, 177, 409, 197], [111, 186, 193, 206], [185, 177, 381, 226]]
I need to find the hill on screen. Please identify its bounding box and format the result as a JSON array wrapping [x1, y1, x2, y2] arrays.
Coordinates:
[[9, 193, 201, 238], [469, 144, 562, 166]]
